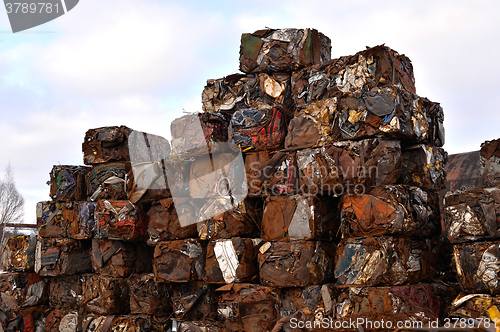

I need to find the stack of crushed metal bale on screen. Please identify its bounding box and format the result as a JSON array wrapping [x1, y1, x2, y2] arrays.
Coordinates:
[[0, 28, 451, 332], [444, 138, 500, 324]]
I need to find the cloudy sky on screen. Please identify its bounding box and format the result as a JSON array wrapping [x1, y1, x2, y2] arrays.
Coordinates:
[[0, 0, 499, 224]]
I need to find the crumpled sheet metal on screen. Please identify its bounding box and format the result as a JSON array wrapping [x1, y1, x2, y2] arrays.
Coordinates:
[[245, 150, 298, 196], [85, 162, 132, 202], [83, 126, 170, 165], [197, 197, 261, 240], [95, 200, 148, 241], [216, 283, 279, 332], [44, 309, 66, 332], [35, 237, 92, 276], [340, 185, 440, 238], [168, 282, 215, 321], [128, 273, 171, 316], [9, 306, 47, 332], [170, 113, 228, 159], [229, 107, 287, 152], [147, 198, 197, 245], [329, 86, 444, 145], [261, 195, 337, 241], [334, 236, 438, 286], [292, 44, 415, 107], [453, 241, 500, 294], [175, 321, 223, 332], [49, 165, 88, 201], [91, 239, 145, 278], [153, 239, 206, 283], [78, 315, 152, 332], [239, 28, 331, 73], [480, 138, 500, 188], [285, 98, 337, 150], [82, 274, 129, 315], [0, 273, 48, 310], [449, 292, 500, 323], [400, 145, 448, 191], [202, 73, 292, 115], [258, 241, 335, 287], [444, 188, 500, 244], [48, 275, 83, 310], [277, 284, 338, 320], [333, 284, 442, 321], [1, 235, 36, 272], [205, 237, 261, 284], [297, 138, 401, 195], [37, 201, 97, 239]]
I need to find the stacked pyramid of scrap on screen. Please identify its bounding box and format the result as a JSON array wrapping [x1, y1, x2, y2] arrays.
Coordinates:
[[2, 27, 478, 332]]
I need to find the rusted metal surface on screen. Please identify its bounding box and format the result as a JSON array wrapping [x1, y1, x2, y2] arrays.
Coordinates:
[[401, 145, 448, 190], [35, 237, 92, 276], [202, 73, 292, 115], [128, 273, 171, 316], [443, 151, 482, 195], [292, 44, 415, 106], [1, 235, 36, 272], [0, 273, 48, 309], [37, 201, 97, 239], [335, 236, 440, 286], [86, 162, 131, 201], [205, 237, 261, 284], [480, 138, 500, 188], [48, 275, 82, 309], [95, 200, 148, 241], [453, 240, 500, 294], [49, 165, 88, 201], [261, 195, 337, 241], [147, 198, 197, 244], [444, 188, 500, 243], [153, 239, 205, 283], [82, 274, 129, 315], [239, 28, 331, 74], [168, 282, 215, 321], [340, 185, 440, 238], [297, 138, 402, 194], [258, 241, 335, 287], [216, 283, 279, 332]]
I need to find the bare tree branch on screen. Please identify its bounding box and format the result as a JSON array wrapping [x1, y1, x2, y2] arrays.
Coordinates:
[[0, 163, 25, 226]]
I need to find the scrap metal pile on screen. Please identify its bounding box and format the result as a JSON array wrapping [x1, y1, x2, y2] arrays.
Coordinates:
[[3, 27, 499, 332]]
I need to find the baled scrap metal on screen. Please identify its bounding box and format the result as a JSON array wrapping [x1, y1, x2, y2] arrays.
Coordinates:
[[35, 237, 92, 276], [80, 315, 152, 332], [86, 162, 131, 202], [277, 284, 338, 319], [49, 165, 88, 201], [216, 283, 279, 332], [205, 237, 261, 284], [147, 198, 198, 245], [202, 73, 292, 114], [128, 274, 171, 316], [45, 309, 66, 332], [0, 273, 48, 310], [176, 321, 223, 332], [168, 282, 216, 321], [229, 107, 287, 152], [444, 188, 500, 244], [480, 138, 500, 188], [292, 44, 415, 107], [82, 274, 129, 315], [258, 241, 335, 287], [453, 240, 500, 294], [245, 150, 298, 196], [334, 236, 438, 286], [94, 200, 148, 241], [239, 28, 331, 74], [197, 197, 261, 240], [284, 98, 337, 150], [448, 293, 500, 323], [91, 239, 148, 278], [170, 112, 228, 159], [48, 275, 82, 310], [10, 306, 47, 332], [83, 125, 170, 165], [37, 201, 97, 239], [1, 235, 36, 272], [340, 185, 440, 238], [261, 195, 337, 241], [109, 316, 152, 332], [296, 138, 401, 195], [153, 239, 205, 283], [400, 145, 448, 191]]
